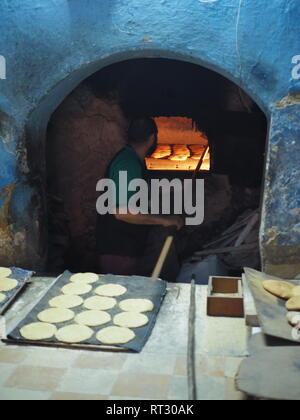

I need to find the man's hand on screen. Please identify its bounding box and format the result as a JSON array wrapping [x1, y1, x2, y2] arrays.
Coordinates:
[[162, 216, 185, 230]]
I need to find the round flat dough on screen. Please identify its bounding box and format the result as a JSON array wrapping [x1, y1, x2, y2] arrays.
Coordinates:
[[286, 296, 300, 311], [114, 312, 149, 328], [62, 283, 92, 296], [70, 273, 99, 284], [0, 267, 12, 277], [0, 278, 18, 292], [49, 295, 83, 309], [75, 310, 111, 327], [20, 322, 57, 341], [56, 325, 94, 344], [287, 312, 300, 326], [0, 293, 6, 304], [119, 298, 154, 313], [263, 280, 295, 300], [95, 284, 127, 297], [292, 286, 300, 297], [96, 326, 135, 345], [84, 296, 117, 311], [37, 308, 75, 324]]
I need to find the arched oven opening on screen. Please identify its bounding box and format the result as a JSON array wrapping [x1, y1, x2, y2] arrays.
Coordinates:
[[46, 58, 267, 278]]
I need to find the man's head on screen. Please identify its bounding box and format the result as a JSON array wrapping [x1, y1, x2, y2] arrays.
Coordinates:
[[127, 118, 158, 156]]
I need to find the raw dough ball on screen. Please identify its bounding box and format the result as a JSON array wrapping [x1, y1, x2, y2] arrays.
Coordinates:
[[287, 312, 300, 327], [84, 296, 117, 311], [62, 282, 92, 296], [114, 312, 149, 328], [49, 295, 83, 309], [0, 278, 18, 292], [286, 296, 300, 311], [0, 267, 12, 277], [37, 308, 75, 324], [70, 273, 99, 284], [0, 293, 6, 304], [20, 322, 57, 341], [95, 283, 127, 297], [56, 324, 94, 343], [75, 310, 111, 327], [119, 298, 154, 313], [263, 280, 295, 300], [96, 326, 135, 345], [292, 286, 300, 297]]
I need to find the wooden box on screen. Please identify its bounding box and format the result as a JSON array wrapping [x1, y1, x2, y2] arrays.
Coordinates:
[[207, 276, 244, 318]]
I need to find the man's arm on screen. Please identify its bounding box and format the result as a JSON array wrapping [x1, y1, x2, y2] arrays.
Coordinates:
[[115, 212, 184, 230]]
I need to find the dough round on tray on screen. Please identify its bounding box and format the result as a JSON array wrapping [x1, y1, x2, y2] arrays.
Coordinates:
[[262, 280, 295, 299], [56, 325, 94, 344], [20, 322, 57, 341], [70, 273, 99, 284], [95, 283, 127, 297], [0, 293, 6, 304], [75, 310, 111, 327], [49, 294, 83, 309], [292, 286, 300, 297], [0, 267, 12, 277], [119, 298, 154, 313], [114, 312, 149, 328], [0, 278, 18, 292], [62, 282, 92, 296], [96, 326, 135, 345], [37, 308, 75, 324], [287, 312, 300, 327], [286, 296, 300, 311], [83, 296, 117, 311]]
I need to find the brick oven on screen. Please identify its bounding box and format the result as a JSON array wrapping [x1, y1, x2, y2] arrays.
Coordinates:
[[0, 0, 299, 278]]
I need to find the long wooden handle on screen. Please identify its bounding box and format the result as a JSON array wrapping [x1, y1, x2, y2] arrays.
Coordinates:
[[150, 235, 174, 283]]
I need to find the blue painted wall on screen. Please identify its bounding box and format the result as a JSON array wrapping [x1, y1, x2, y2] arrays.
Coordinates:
[[0, 0, 299, 275]]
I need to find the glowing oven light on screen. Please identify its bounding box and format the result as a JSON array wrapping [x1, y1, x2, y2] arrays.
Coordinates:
[[145, 117, 210, 171]]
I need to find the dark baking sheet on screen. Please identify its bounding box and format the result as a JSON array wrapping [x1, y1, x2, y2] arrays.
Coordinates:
[[0, 267, 34, 315], [244, 267, 300, 344], [8, 271, 167, 352]]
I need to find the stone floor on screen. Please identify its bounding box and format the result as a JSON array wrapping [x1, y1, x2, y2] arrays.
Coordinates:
[[0, 278, 249, 400]]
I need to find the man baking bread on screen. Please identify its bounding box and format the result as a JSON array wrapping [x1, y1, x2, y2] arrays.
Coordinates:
[[96, 118, 184, 281]]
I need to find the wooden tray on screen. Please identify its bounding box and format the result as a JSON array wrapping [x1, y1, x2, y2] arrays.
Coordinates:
[[207, 276, 244, 318], [243, 267, 300, 344]]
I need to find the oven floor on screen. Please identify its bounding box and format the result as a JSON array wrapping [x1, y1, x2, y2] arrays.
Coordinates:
[[0, 277, 249, 400]]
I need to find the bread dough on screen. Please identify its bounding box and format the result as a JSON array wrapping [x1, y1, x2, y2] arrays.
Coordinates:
[[20, 322, 57, 340], [62, 282, 92, 296], [292, 286, 300, 297], [75, 310, 111, 327], [114, 312, 149, 328], [286, 296, 300, 311], [49, 295, 83, 309], [287, 312, 300, 327], [119, 299, 154, 313], [55, 324, 94, 343], [83, 296, 117, 311], [37, 308, 75, 323], [96, 326, 135, 345], [263, 280, 294, 299], [70, 273, 99, 284], [0, 293, 6, 304], [95, 283, 127, 297], [0, 278, 18, 292], [0, 267, 12, 277]]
